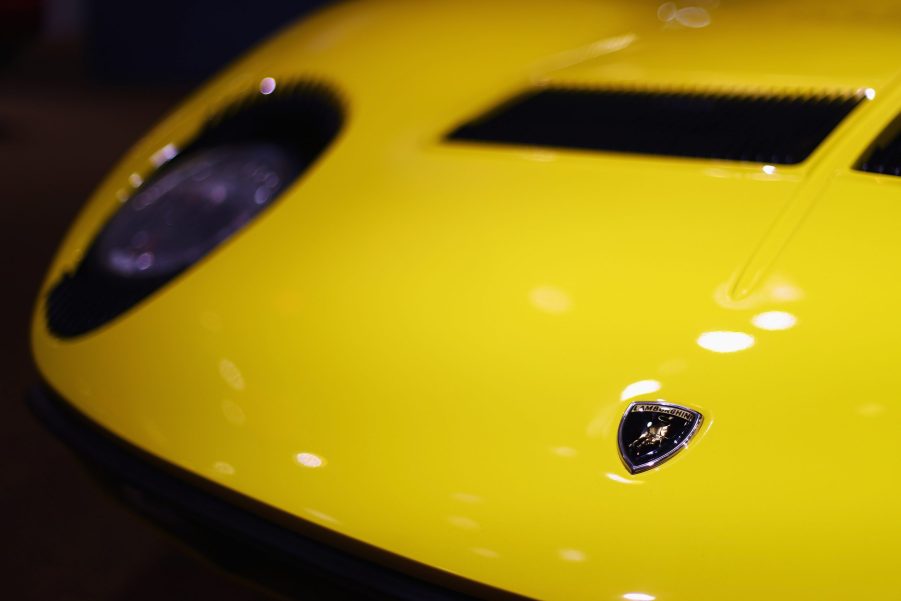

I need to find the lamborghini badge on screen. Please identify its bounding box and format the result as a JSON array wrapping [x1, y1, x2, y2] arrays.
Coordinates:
[[618, 401, 702, 474]]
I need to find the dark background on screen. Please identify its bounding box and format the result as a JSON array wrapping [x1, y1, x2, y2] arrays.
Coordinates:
[[0, 1, 333, 598]]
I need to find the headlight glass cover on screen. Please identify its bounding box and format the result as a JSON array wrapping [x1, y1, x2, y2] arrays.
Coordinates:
[[93, 143, 301, 280]]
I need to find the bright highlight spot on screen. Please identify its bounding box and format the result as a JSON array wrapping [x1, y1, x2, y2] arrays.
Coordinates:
[[697, 331, 755, 353], [770, 283, 803, 302], [551, 446, 579, 458], [858, 403, 886, 417], [304, 507, 340, 524], [295, 452, 324, 468], [218, 358, 246, 391], [529, 286, 572, 314], [620, 379, 662, 401], [447, 515, 480, 531], [558, 549, 587, 562], [762, 164, 776, 175], [865, 87, 876, 100], [751, 311, 797, 331], [128, 172, 143, 188], [151, 143, 178, 167], [659, 3, 712, 28], [259, 77, 277, 95], [452, 492, 483, 504], [657, 2, 677, 21], [624, 594, 656, 601], [213, 461, 235, 475], [675, 6, 711, 28], [605, 472, 644, 485]]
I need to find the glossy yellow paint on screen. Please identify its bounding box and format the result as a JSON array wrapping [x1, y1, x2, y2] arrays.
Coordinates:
[[31, 1, 901, 599]]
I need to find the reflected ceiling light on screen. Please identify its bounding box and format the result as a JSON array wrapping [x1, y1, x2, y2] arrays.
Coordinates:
[[218, 358, 246, 391], [529, 285, 572, 314], [213, 461, 235, 475], [304, 507, 340, 524], [762, 164, 776, 175], [751, 310, 797, 331], [657, 2, 677, 21], [605, 472, 643, 485], [447, 515, 480, 530], [151, 143, 179, 167], [259, 76, 277, 95], [770, 282, 803, 302], [676, 6, 711, 28], [864, 87, 876, 100], [624, 594, 656, 601], [295, 452, 324, 468], [551, 446, 579, 457], [620, 379, 662, 401], [696, 331, 755, 353], [558, 549, 587, 562]]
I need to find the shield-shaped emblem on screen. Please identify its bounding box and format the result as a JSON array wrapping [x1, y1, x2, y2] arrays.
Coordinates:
[[618, 401, 703, 474]]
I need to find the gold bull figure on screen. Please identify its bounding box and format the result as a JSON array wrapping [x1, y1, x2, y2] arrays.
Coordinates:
[[628, 422, 671, 452]]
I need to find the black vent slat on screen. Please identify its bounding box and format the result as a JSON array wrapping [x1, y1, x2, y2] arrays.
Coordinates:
[[448, 88, 861, 165]]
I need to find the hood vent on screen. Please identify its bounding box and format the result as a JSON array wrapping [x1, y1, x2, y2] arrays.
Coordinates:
[[857, 116, 901, 175], [448, 87, 861, 165]]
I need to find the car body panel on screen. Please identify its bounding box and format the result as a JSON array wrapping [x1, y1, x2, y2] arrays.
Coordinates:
[[31, 1, 901, 599]]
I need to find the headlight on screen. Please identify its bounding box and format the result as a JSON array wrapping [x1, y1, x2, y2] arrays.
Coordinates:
[[92, 142, 301, 280], [46, 82, 343, 338]]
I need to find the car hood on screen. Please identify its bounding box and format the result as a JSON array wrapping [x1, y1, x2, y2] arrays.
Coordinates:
[[33, 1, 901, 599]]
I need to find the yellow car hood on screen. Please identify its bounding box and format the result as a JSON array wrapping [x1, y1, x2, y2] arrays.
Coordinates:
[[32, 1, 901, 599]]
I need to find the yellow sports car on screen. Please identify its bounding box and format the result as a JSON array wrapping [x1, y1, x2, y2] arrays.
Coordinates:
[[28, 1, 901, 599]]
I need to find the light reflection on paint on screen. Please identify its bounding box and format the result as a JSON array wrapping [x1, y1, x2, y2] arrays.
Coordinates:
[[675, 6, 711, 27], [218, 358, 246, 391], [762, 164, 776, 175], [696, 331, 755, 353], [304, 507, 340, 524], [529, 285, 572, 314], [213, 461, 235, 475], [620, 379, 662, 401], [858, 403, 886, 417], [658, 2, 711, 28], [452, 492, 483, 504], [551, 446, 579, 458], [259, 76, 277, 95], [558, 548, 587, 562], [605, 472, 644, 485], [541, 33, 637, 72], [295, 452, 325, 468], [151, 143, 178, 167], [751, 310, 797, 331], [864, 87, 876, 100], [624, 594, 656, 601], [472, 547, 499, 558], [447, 515, 480, 530]]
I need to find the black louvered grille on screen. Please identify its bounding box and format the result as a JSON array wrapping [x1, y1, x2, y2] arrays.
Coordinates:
[[857, 118, 901, 175], [448, 87, 862, 165]]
